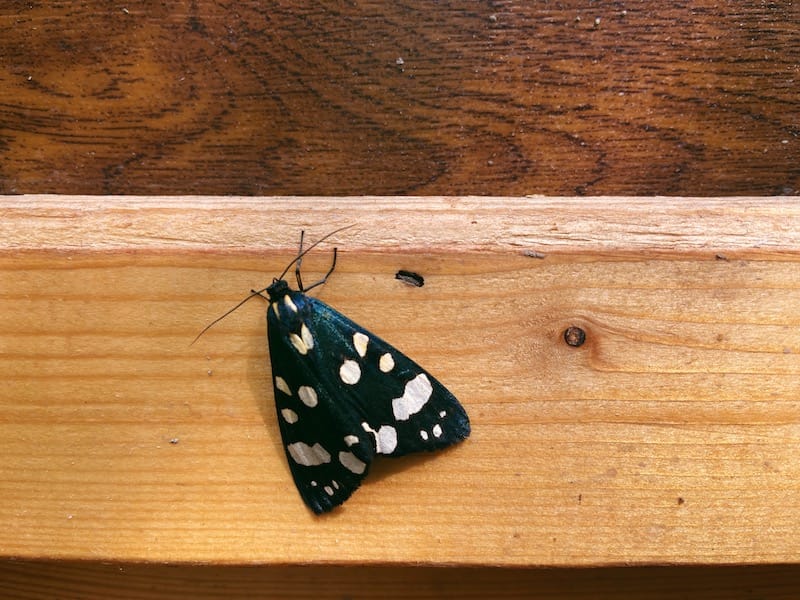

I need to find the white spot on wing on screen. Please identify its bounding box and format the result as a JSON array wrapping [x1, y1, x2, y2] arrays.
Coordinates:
[[289, 333, 308, 355], [301, 323, 314, 350], [420, 430, 429, 441], [439, 410, 446, 418], [283, 295, 298, 313], [275, 376, 291, 396], [391, 374, 433, 421], [379, 352, 395, 373], [339, 451, 367, 474], [287, 442, 331, 466], [281, 408, 298, 424], [432, 424, 443, 438], [344, 435, 359, 447], [353, 332, 369, 357], [298, 385, 318, 407], [362, 422, 398, 455], [339, 359, 361, 384], [271, 302, 280, 319], [324, 485, 334, 496]]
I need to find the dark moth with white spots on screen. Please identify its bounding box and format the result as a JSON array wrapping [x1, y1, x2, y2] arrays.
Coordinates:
[[265, 259, 470, 514]]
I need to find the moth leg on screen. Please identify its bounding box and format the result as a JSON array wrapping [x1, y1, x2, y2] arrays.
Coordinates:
[[302, 247, 337, 293], [295, 229, 339, 293], [295, 230, 306, 291]]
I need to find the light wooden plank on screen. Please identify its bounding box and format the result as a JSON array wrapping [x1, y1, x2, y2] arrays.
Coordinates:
[[0, 197, 798, 565], [2, 196, 800, 252]]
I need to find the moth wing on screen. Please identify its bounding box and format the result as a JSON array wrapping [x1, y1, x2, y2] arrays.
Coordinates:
[[304, 296, 471, 457], [268, 314, 375, 514]]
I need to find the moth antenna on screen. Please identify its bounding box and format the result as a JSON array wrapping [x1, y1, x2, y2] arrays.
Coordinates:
[[191, 225, 355, 346], [189, 290, 264, 346]]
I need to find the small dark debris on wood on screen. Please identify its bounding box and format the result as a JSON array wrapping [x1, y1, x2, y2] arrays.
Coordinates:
[[395, 269, 425, 287]]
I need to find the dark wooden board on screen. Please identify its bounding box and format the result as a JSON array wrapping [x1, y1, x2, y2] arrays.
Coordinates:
[[0, 2, 797, 195]]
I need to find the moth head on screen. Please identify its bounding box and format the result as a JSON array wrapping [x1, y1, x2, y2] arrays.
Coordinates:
[[267, 278, 290, 301]]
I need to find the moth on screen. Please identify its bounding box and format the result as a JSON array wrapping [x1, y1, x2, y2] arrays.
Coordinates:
[[197, 229, 470, 514]]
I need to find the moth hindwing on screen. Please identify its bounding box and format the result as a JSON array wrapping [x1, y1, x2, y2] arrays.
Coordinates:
[[264, 255, 470, 514]]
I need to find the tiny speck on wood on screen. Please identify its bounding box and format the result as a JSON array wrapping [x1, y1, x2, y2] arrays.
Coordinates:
[[170, 438, 179, 445], [677, 497, 685, 505], [715, 253, 729, 261], [564, 326, 586, 347], [523, 249, 546, 259], [395, 269, 424, 287]]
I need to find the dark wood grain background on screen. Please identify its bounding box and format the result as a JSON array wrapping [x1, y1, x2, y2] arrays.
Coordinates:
[[1, 0, 797, 196]]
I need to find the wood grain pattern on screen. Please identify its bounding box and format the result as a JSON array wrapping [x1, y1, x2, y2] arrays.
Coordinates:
[[4, 196, 800, 252], [1, 2, 797, 196], [1, 197, 799, 567], [1, 561, 800, 600]]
